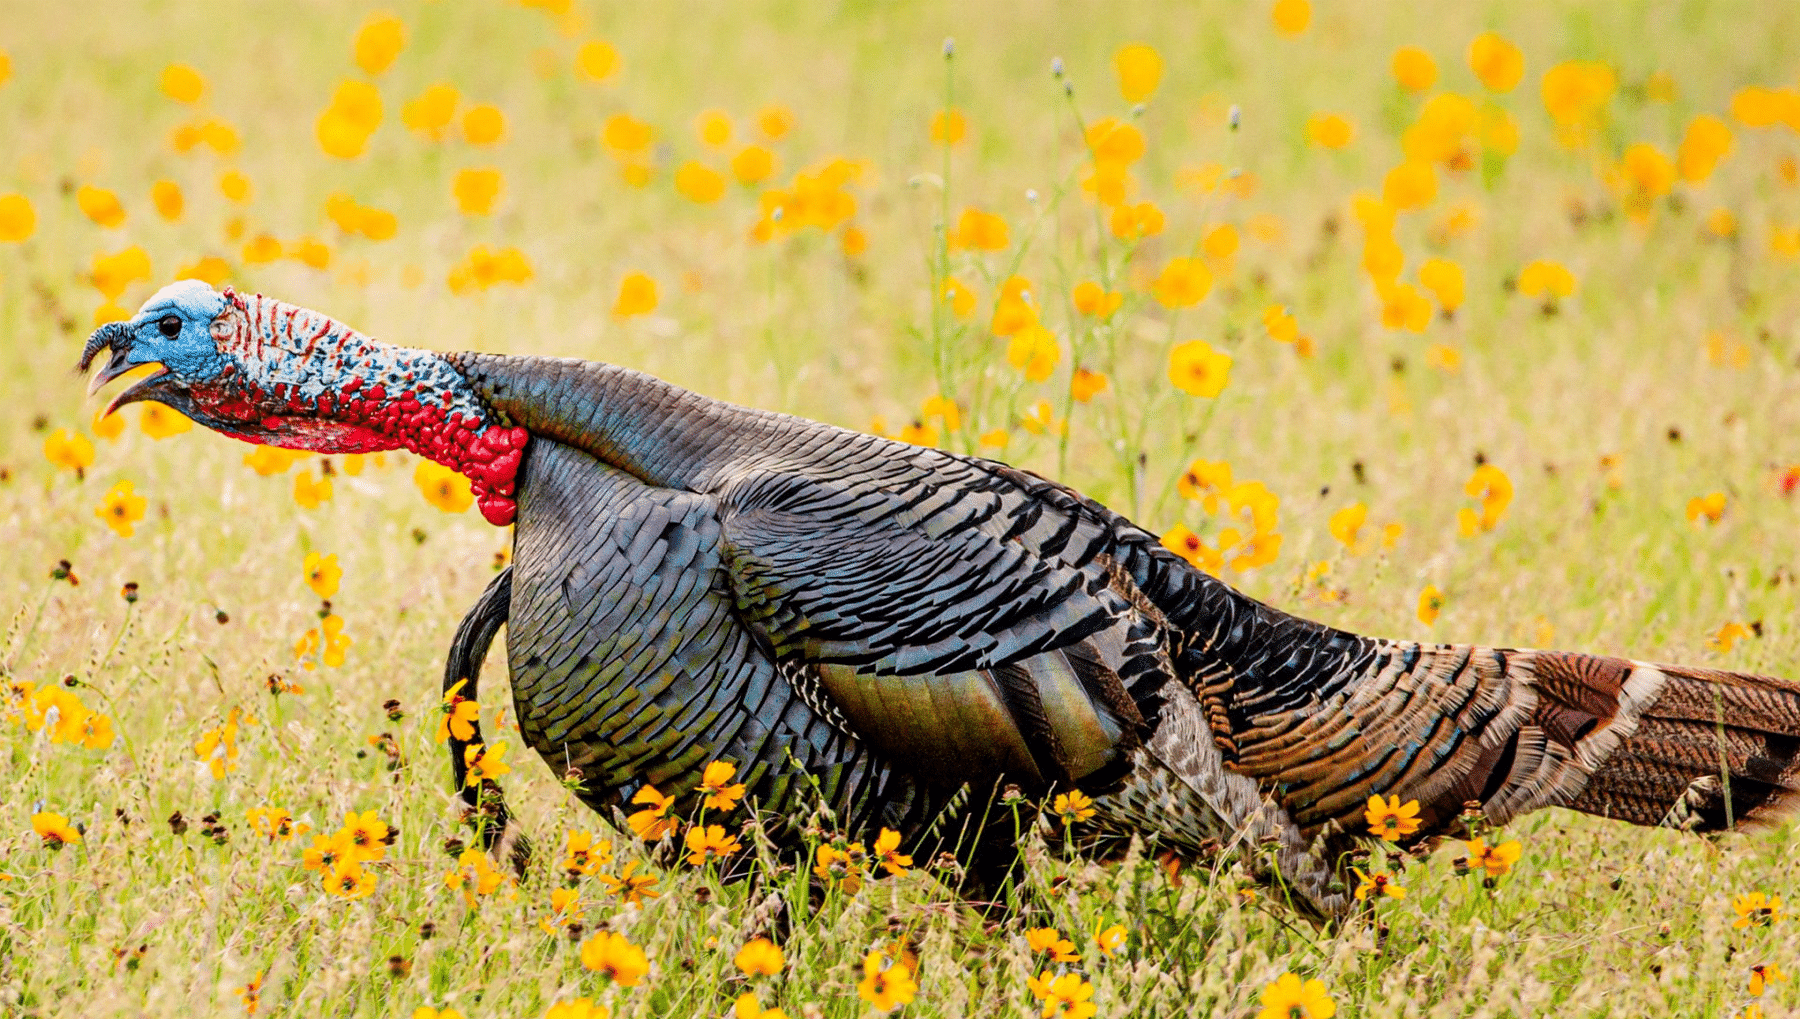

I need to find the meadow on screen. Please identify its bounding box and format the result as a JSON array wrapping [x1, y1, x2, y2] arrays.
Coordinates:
[[3, 0, 1800, 1015]]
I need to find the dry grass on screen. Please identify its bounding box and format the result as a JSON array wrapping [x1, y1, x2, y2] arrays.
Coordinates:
[[4, 1, 1800, 1016]]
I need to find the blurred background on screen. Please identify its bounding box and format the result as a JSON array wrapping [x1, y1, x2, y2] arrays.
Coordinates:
[[5, 4, 1800, 1012]]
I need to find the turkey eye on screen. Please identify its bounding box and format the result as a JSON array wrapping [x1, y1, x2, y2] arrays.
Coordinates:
[[157, 315, 181, 338]]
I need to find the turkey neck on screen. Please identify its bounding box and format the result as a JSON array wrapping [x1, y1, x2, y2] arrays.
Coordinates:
[[446, 352, 817, 491], [209, 291, 529, 525]]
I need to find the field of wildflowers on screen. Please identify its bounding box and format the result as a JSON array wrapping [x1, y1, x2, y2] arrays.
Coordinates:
[[6, 1, 1800, 1015]]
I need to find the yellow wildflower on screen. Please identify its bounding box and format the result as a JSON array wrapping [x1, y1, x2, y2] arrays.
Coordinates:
[[1162, 524, 1223, 574], [96, 481, 148, 537], [1069, 368, 1108, 403], [1271, 0, 1310, 36], [1464, 838, 1522, 878], [1006, 324, 1060, 382], [951, 207, 1009, 251], [1733, 892, 1784, 929], [538, 887, 583, 935], [343, 810, 389, 862], [301, 830, 353, 873], [303, 552, 341, 600], [683, 824, 742, 867], [438, 679, 481, 743], [1364, 794, 1422, 841], [1710, 621, 1752, 653], [580, 931, 648, 986], [596, 859, 660, 905], [1417, 585, 1443, 625], [1027, 970, 1096, 1019], [1679, 114, 1734, 183], [1153, 257, 1211, 308], [1257, 973, 1336, 1019], [544, 1000, 611, 1019], [32, 811, 81, 848], [139, 402, 193, 439], [323, 859, 377, 899], [1114, 43, 1162, 103], [1328, 503, 1366, 550], [244, 446, 302, 476], [91, 245, 152, 298], [0, 192, 35, 242], [353, 13, 406, 76], [1353, 867, 1406, 900], [1687, 491, 1727, 524], [1025, 927, 1078, 963], [403, 83, 460, 140], [575, 39, 619, 82], [857, 952, 917, 1014], [873, 828, 912, 875], [414, 461, 472, 513], [1109, 200, 1165, 241], [757, 104, 794, 140], [1459, 463, 1513, 533], [1402, 96, 1475, 165], [1418, 257, 1464, 312], [562, 829, 613, 876], [316, 79, 382, 159], [735, 938, 784, 977], [626, 784, 677, 840], [452, 168, 503, 216], [990, 275, 1037, 335], [1751, 963, 1788, 996], [930, 108, 967, 146], [698, 760, 747, 811], [151, 180, 183, 220], [1167, 340, 1231, 397], [1382, 160, 1437, 211], [1542, 61, 1616, 126], [161, 63, 207, 103], [601, 112, 655, 155], [1071, 280, 1122, 318], [1177, 459, 1232, 508], [1053, 790, 1096, 826], [247, 806, 302, 843], [44, 428, 96, 475], [732, 144, 776, 184], [690, 108, 731, 147], [218, 169, 252, 204], [242, 234, 283, 264], [292, 470, 332, 509], [463, 741, 511, 785], [293, 613, 352, 670], [78, 185, 126, 229], [613, 271, 658, 318], [462, 104, 506, 146], [813, 842, 868, 894], [1391, 47, 1436, 92], [443, 846, 505, 908], [676, 162, 726, 203], [1310, 113, 1353, 152], [1467, 32, 1523, 92], [732, 994, 786, 1019]]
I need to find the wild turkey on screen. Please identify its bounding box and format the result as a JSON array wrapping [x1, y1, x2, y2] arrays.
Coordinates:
[[82, 280, 1800, 914]]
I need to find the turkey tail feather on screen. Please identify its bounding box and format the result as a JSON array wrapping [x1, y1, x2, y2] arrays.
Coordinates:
[[1552, 655, 1800, 833], [1205, 624, 1800, 848]]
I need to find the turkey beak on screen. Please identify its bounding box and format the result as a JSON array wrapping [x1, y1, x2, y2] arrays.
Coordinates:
[[79, 322, 169, 415], [85, 345, 138, 397], [78, 321, 132, 392]]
